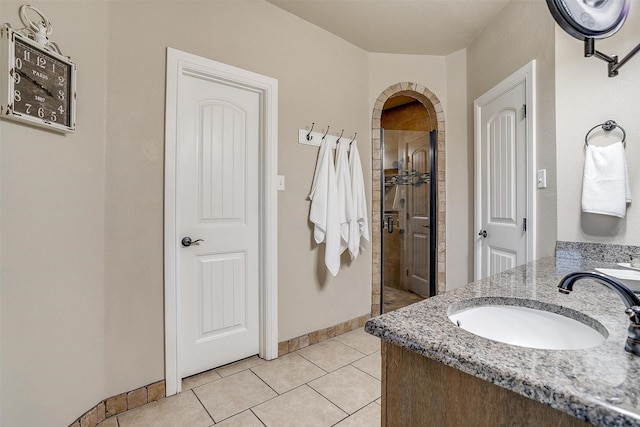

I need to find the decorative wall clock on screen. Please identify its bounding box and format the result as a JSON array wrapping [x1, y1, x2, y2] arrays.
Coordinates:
[[0, 5, 76, 132]]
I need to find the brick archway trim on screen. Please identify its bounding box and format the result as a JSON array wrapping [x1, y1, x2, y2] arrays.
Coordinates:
[[370, 82, 446, 315]]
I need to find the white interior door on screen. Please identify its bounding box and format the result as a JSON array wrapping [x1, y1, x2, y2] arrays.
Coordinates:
[[403, 131, 431, 297], [165, 48, 278, 396], [177, 66, 260, 378], [476, 80, 527, 280]]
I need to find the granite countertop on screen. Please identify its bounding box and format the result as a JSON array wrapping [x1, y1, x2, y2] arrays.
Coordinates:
[[365, 255, 640, 427]]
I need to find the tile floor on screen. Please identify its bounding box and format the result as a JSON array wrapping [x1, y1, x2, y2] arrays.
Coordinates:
[[97, 328, 382, 427], [383, 286, 425, 313]]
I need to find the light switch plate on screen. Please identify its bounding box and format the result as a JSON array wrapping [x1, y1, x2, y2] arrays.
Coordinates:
[[277, 175, 285, 191], [537, 169, 547, 189]]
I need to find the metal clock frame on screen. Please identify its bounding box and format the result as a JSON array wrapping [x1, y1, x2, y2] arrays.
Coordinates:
[[0, 24, 77, 133]]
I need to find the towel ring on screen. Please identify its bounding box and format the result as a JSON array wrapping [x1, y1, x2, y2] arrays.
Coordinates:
[[585, 120, 626, 147]]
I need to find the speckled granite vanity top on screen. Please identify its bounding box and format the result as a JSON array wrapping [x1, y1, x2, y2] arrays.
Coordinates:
[[366, 245, 640, 427]]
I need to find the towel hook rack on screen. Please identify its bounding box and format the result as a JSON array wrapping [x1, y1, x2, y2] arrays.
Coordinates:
[[585, 120, 626, 147], [322, 126, 330, 140], [306, 123, 315, 141]]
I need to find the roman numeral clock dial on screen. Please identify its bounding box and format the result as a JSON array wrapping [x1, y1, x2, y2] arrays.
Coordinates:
[[1, 24, 76, 132]]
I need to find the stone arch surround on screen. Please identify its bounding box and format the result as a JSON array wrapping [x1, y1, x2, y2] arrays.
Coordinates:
[[371, 82, 446, 315]]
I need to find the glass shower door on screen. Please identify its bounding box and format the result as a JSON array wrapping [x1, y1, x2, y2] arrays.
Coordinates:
[[381, 129, 436, 304]]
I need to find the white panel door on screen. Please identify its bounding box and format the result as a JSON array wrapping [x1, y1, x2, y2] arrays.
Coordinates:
[[177, 70, 260, 378], [477, 80, 527, 280], [403, 131, 431, 297]]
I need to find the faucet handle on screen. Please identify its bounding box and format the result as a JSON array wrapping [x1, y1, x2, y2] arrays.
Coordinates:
[[626, 307, 640, 356], [626, 306, 640, 324]]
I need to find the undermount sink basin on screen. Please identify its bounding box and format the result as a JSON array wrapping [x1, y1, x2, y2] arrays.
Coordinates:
[[448, 302, 607, 350]]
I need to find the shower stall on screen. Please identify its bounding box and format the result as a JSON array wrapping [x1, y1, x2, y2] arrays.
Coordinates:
[[381, 128, 437, 312]]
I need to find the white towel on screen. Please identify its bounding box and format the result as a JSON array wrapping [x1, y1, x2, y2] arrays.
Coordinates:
[[581, 141, 631, 218], [348, 141, 370, 259], [393, 187, 404, 211], [335, 139, 354, 254], [309, 137, 341, 276], [384, 184, 397, 212]]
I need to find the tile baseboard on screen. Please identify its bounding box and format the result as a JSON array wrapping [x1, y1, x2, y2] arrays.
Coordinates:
[[68, 380, 165, 427], [277, 313, 372, 356]]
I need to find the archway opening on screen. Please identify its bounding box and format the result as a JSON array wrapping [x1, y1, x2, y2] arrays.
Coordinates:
[[370, 84, 446, 316]]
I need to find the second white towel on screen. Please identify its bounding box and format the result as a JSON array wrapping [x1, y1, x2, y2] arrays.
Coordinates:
[[581, 141, 631, 218]]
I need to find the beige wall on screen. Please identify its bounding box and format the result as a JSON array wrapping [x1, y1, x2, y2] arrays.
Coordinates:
[[1, 0, 372, 424], [444, 48, 469, 289], [467, 0, 557, 279], [367, 52, 472, 291], [556, 4, 640, 244], [0, 2, 108, 426], [106, 0, 371, 394], [368, 53, 448, 111]]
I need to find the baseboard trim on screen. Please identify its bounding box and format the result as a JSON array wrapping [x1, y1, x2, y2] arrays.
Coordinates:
[[277, 313, 372, 356], [68, 380, 165, 427]]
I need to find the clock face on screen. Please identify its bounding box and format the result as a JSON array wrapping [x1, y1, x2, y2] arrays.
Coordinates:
[[11, 36, 73, 128]]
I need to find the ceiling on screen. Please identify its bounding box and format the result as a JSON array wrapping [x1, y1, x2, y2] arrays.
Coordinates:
[[266, 0, 512, 55]]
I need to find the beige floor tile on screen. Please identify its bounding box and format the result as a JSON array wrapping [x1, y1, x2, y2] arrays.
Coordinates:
[[193, 370, 277, 422], [297, 339, 365, 372], [251, 352, 326, 394], [308, 365, 380, 414], [351, 351, 381, 380], [182, 369, 222, 390], [252, 385, 347, 427], [383, 286, 425, 312], [217, 355, 266, 377], [117, 391, 213, 427], [214, 410, 264, 427], [96, 417, 118, 427], [333, 328, 381, 355], [334, 402, 381, 427]]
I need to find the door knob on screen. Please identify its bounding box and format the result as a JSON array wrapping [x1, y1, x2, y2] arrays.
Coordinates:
[[478, 230, 488, 238], [181, 237, 204, 247]]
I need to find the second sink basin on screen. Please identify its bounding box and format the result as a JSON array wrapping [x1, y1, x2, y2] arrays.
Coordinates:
[[448, 301, 607, 350]]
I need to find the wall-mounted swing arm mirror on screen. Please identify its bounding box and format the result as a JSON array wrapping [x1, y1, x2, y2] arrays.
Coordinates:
[[546, 0, 640, 77]]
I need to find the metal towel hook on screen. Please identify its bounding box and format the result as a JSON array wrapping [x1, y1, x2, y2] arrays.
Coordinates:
[[349, 132, 357, 146], [322, 126, 330, 140], [336, 129, 344, 144], [306, 122, 315, 141], [585, 120, 626, 147]]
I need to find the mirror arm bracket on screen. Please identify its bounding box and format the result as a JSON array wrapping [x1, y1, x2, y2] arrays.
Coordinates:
[[584, 37, 640, 77]]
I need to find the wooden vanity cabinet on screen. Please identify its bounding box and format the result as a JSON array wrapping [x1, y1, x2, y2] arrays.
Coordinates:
[[380, 341, 590, 426]]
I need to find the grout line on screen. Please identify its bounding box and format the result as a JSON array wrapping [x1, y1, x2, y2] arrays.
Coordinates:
[[249, 408, 268, 427], [349, 360, 382, 382], [303, 384, 350, 419], [248, 366, 283, 397], [189, 389, 216, 425]]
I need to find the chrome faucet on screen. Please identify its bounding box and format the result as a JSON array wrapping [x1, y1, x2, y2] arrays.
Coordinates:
[[558, 272, 640, 356]]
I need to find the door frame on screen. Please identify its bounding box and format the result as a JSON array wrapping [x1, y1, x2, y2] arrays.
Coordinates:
[[473, 60, 536, 280], [163, 48, 278, 396]]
